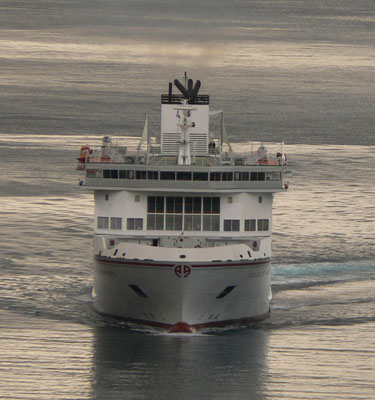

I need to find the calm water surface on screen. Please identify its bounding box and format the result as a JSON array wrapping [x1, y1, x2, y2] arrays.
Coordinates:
[[0, 0, 374, 399]]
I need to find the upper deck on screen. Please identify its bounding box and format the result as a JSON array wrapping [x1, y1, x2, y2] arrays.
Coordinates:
[[77, 75, 291, 192], [81, 151, 290, 193]]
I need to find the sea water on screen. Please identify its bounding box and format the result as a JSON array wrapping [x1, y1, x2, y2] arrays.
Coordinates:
[[0, 1, 374, 399]]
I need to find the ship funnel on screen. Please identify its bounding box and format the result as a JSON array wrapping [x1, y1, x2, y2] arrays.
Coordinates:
[[174, 78, 201, 102], [191, 80, 201, 97], [187, 78, 193, 94], [174, 79, 189, 98]]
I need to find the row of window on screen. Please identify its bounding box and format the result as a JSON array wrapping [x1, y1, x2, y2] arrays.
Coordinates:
[[148, 196, 220, 214], [224, 219, 269, 232], [97, 216, 269, 232], [88, 169, 281, 182], [147, 214, 220, 231], [97, 216, 122, 230]]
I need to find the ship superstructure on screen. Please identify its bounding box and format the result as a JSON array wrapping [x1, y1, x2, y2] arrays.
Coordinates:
[[78, 76, 291, 332]]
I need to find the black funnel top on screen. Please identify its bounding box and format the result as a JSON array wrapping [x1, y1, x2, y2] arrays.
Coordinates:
[[161, 77, 209, 105], [174, 78, 202, 103]]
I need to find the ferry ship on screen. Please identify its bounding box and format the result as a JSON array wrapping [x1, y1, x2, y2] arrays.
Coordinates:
[[77, 75, 291, 333]]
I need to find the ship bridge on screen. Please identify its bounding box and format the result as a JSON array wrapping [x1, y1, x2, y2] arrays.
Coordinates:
[[83, 162, 289, 193]]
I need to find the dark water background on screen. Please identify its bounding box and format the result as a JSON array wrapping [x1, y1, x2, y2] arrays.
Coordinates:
[[0, 1, 374, 399]]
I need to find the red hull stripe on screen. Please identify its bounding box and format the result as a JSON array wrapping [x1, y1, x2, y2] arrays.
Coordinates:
[[95, 255, 270, 268]]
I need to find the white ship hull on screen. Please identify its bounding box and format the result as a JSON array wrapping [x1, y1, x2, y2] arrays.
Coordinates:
[[92, 239, 272, 332]]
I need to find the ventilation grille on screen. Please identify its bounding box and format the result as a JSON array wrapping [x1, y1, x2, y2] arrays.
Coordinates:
[[161, 132, 180, 154], [190, 132, 208, 154], [161, 132, 208, 155]]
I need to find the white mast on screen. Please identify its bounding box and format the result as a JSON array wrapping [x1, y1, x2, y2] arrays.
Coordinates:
[[175, 101, 196, 165]]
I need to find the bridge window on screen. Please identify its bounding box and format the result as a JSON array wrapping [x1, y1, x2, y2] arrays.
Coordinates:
[[244, 219, 256, 231], [222, 172, 233, 181], [97, 216, 109, 229], [224, 219, 240, 232], [234, 171, 251, 181], [166, 197, 183, 230], [210, 172, 221, 181], [241, 172, 249, 181], [193, 172, 208, 181], [184, 215, 201, 231], [127, 218, 143, 230], [103, 169, 118, 179], [177, 171, 192, 180], [203, 197, 220, 214], [146, 196, 220, 232], [147, 214, 163, 230], [257, 219, 269, 231], [250, 172, 266, 181], [136, 170, 146, 179], [203, 215, 220, 231], [166, 215, 183, 230], [119, 170, 134, 179], [185, 197, 201, 214], [184, 197, 202, 230], [166, 197, 183, 213], [160, 171, 176, 180], [147, 170, 159, 180], [110, 217, 122, 230], [148, 196, 164, 213], [147, 196, 164, 230]]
